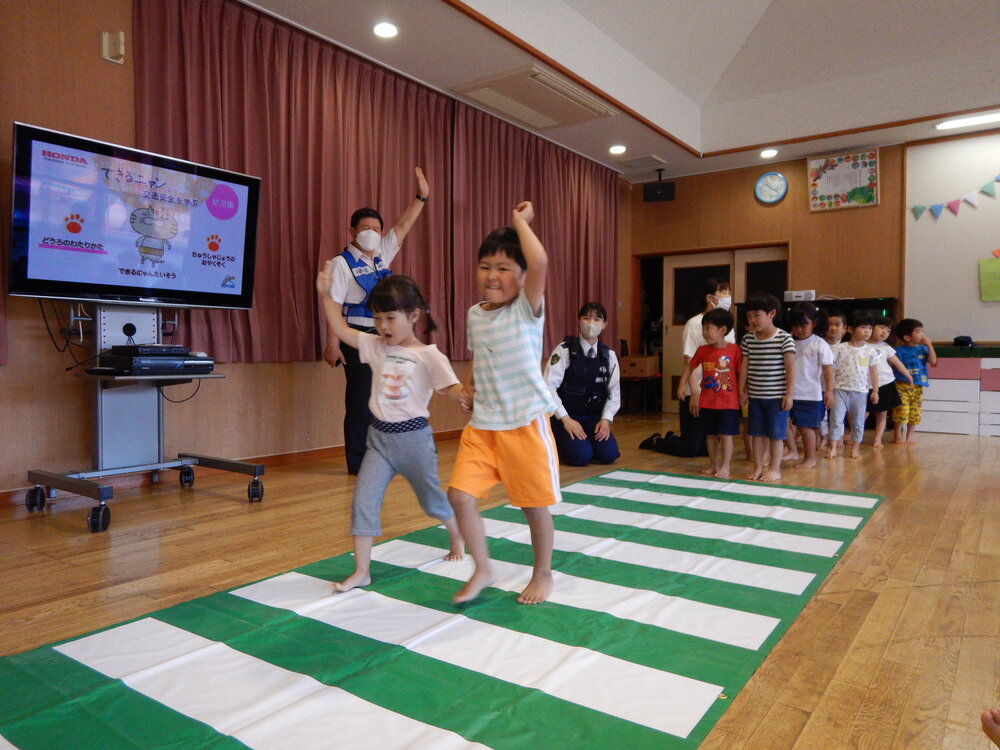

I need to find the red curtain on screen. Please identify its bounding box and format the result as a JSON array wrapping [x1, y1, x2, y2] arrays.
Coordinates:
[[451, 104, 618, 355], [133, 0, 617, 362]]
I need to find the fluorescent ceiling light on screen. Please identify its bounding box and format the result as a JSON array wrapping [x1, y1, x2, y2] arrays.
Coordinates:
[[760, 148, 778, 158], [373, 22, 398, 38], [936, 112, 1000, 130], [609, 144, 626, 155]]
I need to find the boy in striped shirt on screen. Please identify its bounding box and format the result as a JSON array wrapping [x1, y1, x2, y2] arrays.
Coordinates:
[[448, 201, 561, 606], [739, 293, 795, 483]]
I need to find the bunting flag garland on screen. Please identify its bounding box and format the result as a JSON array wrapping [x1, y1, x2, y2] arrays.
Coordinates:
[[910, 172, 1000, 220], [0, 470, 882, 750]]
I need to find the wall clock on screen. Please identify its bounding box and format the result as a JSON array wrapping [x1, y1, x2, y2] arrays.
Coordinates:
[[754, 171, 787, 204]]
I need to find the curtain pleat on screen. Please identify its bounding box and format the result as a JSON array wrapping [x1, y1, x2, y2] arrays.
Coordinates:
[[133, 0, 616, 363]]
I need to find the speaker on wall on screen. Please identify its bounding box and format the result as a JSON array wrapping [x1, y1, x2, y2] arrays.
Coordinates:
[[642, 181, 675, 202]]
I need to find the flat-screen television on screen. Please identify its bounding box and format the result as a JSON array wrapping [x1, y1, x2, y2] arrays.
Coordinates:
[[9, 123, 261, 309]]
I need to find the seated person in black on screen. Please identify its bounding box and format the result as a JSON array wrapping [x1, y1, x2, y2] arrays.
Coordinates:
[[544, 302, 621, 466]]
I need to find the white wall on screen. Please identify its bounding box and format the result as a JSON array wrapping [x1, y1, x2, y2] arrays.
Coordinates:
[[905, 132, 1000, 342]]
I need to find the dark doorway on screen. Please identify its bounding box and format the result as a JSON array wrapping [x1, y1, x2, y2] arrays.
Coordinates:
[[639, 256, 663, 355], [673, 264, 730, 325]]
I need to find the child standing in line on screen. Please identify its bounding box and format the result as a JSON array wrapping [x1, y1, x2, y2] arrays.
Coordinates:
[[316, 269, 466, 592], [817, 309, 847, 451], [787, 303, 834, 470], [869, 315, 913, 448], [828, 312, 879, 459], [892, 317, 938, 445], [676, 307, 742, 478], [739, 293, 795, 483], [448, 201, 561, 606]]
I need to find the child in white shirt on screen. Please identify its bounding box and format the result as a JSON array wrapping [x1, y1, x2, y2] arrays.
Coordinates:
[[828, 312, 879, 459]]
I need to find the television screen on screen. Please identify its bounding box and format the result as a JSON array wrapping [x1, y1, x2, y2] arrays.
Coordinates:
[[9, 123, 261, 309]]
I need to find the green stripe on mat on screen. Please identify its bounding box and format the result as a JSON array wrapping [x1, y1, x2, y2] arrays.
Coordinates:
[[154, 591, 675, 749], [485, 504, 840, 574], [559, 491, 861, 543], [0, 649, 245, 750], [402, 525, 802, 619]]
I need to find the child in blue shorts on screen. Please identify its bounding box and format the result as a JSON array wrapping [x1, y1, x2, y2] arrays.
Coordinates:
[[739, 293, 795, 483], [676, 307, 741, 478], [788, 303, 834, 470]]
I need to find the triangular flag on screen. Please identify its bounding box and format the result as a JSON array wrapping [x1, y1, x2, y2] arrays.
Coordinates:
[[946, 199, 961, 215], [912, 205, 927, 220], [995, 174, 1000, 182], [930, 204, 945, 218], [983, 182, 997, 197], [964, 192, 979, 208]]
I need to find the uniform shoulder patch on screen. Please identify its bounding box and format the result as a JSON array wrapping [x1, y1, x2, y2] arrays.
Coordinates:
[[550, 353, 560, 365]]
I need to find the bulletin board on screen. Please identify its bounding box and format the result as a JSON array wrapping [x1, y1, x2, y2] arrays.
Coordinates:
[[808, 149, 879, 211]]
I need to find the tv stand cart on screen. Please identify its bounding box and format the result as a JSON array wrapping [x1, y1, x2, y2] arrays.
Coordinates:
[[24, 305, 264, 532]]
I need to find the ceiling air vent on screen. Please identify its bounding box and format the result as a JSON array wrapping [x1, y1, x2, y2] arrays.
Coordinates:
[[622, 155, 668, 171], [455, 65, 617, 130]]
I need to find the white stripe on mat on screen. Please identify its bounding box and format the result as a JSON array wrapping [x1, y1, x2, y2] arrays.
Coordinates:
[[482, 518, 815, 595], [232, 573, 723, 739], [562, 481, 862, 530], [55, 618, 487, 750], [601, 471, 879, 509], [548, 502, 842, 557], [371, 539, 780, 650], [0, 734, 19, 750]]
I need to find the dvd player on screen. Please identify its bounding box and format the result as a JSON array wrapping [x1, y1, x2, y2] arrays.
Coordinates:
[[109, 344, 190, 356], [98, 354, 214, 375]]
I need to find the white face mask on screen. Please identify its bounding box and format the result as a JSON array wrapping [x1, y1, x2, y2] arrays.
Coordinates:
[[580, 322, 603, 340], [713, 295, 732, 311], [355, 229, 381, 252]]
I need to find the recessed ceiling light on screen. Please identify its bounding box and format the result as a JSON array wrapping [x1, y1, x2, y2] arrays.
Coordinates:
[[373, 22, 398, 38], [609, 144, 626, 155], [936, 111, 1000, 130], [760, 148, 778, 158]]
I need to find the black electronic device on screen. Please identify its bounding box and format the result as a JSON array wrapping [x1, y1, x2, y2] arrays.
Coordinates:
[[9, 122, 261, 309], [98, 354, 214, 376], [110, 343, 189, 357]]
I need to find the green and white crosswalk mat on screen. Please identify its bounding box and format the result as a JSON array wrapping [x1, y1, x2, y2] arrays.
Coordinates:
[[0, 470, 881, 749]]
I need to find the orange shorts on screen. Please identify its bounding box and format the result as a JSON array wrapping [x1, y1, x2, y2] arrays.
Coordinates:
[[449, 414, 562, 508]]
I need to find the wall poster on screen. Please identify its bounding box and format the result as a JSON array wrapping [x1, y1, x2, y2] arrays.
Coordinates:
[[808, 149, 879, 211]]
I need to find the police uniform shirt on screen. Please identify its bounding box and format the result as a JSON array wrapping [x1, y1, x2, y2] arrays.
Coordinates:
[[328, 228, 400, 326], [544, 339, 621, 422]]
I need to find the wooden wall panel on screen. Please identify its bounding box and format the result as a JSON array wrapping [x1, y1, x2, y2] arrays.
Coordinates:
[[625, 148, 904, 332]]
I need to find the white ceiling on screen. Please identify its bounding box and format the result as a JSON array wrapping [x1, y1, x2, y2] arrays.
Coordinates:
[[243, 0, 1000, 182]]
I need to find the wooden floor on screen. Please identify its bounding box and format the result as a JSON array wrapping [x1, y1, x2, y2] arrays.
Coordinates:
[[2, 415, 998, 749]]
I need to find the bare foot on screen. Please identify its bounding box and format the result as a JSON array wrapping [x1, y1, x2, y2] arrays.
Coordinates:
[[893, 438, 906, 445], [981, 706, 1000, 747], [746, 467, 764, 481], [783, 450, 799, 462], [760, 469, 782, 483], [332, 570, 371, 593], [453, 566, 495, 604], [873, 441, 884, 449], [827, 445, 840, 459], [795, 458, 817, 470], [516, 571, 553, 605], [700, 466, 717, 476], [849, 445, 861, 459], [443, 547, 463, 562], [714, 468, 731, 479]]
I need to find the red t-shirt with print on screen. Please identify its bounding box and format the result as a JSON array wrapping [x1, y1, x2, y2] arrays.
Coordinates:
[[689, 343, 742, 410]]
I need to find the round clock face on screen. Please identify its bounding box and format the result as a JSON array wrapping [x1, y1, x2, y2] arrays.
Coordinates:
[[755, 171, 787, 204]]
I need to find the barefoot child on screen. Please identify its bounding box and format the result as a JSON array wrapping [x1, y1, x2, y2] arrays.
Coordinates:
[[817, 308, 847, 451], [316, 269, 466, 592], [788, 303, 834, 470], [448, 201, 561, 605], [892, 318, 937, 445], [869, 316, 912, 447], [828, 312, 879, 459], [676, 307, 742, 478], [739, 293, 795, 483]]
